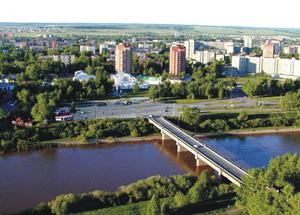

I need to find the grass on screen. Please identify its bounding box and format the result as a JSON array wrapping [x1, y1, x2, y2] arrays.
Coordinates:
[[40, 137, 88, 145], [205, 100, 244, 106], [160, 97, 220, 104], [77, 198, 173, 215], [175, 98, 205, 104], [193, 206, 241, 215], [123, 90, 149, 98]]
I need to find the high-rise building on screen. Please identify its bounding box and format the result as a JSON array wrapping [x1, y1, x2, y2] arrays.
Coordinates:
[[243, 36, 253, 48], [169, 44, 186, 76], [263, 43, 275, 58], [184, 39, 195, 60], [115, 43, 132, 73]]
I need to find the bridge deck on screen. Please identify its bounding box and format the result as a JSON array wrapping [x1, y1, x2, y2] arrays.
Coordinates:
[[149, 116, 248, 184]]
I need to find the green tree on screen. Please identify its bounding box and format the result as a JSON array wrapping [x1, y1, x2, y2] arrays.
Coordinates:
[[281, 91, 300, 111], [31, 94, 53, 123], [236, 153, 300, 215], [147, 194, 161, 215], [49, 193, 77, 215], [174, 192, 189, 208], [132, 83, 140, 94], [70, 101, 77, 113], [149, 86, 160, 101]]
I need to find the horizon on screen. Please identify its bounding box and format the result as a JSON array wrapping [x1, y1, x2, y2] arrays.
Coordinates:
[[1, 0, 300, 29], [1, 22, 300, 31]]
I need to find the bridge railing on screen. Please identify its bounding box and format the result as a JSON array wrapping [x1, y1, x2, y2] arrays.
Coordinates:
[[159, 117, 249, 175], [148, 116, 248, 182]]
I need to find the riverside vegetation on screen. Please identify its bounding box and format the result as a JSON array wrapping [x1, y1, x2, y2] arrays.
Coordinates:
[[2, 106, 300, 153], [14, 153, 300, 215]]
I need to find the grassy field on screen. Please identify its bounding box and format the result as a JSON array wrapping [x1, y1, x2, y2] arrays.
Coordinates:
[[12, 24, 300, 37]]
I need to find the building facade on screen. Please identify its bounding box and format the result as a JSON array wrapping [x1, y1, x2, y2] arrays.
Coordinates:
[[184, 39, 195, 60], [80, 45, 96, 54], [115, 43, 132, 73], [243, 36, 253, 48], [232, 55, 300, 79], [169, 44, 186, 76], [263, 43, 275, 58]]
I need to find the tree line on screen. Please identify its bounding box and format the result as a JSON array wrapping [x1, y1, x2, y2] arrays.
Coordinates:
[[18, 172, 234, 215], [0, 118, 156, 153], [242, 76, 300, 97]]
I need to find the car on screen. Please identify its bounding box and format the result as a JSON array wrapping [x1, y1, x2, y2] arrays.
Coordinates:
[[193, 144, 199, 148]]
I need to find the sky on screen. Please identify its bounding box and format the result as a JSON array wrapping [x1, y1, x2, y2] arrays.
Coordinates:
[[1, 0, 300, 28]]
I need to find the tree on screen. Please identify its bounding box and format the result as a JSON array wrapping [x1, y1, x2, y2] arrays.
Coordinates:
[[181, 107, 201, 127], [188, 171, 212, 203], [147, 194, 161, 215], [17, 89, 33, 114], [0, 108, 8, 121], [281, 91, 300, 111], [70, 101, 77, 113], [148, 86, 160, 101], [236, 153, 300, 215], [31, 94, 53, 123], [49, 193, 77, 215], [132, 83, 140, 94], [174, 192, 189, 208]]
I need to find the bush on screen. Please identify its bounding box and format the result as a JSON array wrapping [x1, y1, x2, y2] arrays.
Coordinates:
[[174, 192, 189, 208]]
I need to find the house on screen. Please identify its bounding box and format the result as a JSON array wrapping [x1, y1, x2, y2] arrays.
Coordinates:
[[12, 117, 33, 128]]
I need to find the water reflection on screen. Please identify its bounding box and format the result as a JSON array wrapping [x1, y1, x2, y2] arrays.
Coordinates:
[[2, 132, 300, 213], [0, 141, 203, 213]]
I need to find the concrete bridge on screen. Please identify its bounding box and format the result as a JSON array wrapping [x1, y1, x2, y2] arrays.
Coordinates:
[[148, 116, 248, 186]]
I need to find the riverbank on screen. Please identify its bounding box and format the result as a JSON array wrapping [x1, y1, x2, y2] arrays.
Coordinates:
[[195, 126, 300, 138], [44, 126, 300, 147]]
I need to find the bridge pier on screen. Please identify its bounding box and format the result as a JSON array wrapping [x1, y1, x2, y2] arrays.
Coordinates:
[[195, 156, 206, 166], [176, 141, 188, 152], [161, 131, 166, 141], [148, 117, 246, 186], [217, 168, 223, 180]]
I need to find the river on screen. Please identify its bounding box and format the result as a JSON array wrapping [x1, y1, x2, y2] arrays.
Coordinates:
[[1, 132, 300, 213]]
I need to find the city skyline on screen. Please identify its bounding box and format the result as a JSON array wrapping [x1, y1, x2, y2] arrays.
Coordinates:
[[1, 0, 300, 29]]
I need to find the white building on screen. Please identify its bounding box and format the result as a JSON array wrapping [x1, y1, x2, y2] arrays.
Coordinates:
[[192, 50, 224, 64], [80, 45, 96, 54], [73, 70, 96, 82], [232, 56, 248, 73], [53, 55, 75, 65], [184, 39, 196, 60], [283, 46, 298, 54], [110, 72, 148, 91], [232, 55, 300, 79], [243, 36, 253, 48], [138, 43, 153, 49]]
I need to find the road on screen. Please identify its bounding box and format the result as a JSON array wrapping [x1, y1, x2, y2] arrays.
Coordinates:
[[69, 97, 277, 120], [149, 116, 248, 183]]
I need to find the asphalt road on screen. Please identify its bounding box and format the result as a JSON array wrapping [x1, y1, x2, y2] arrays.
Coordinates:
[[69, 97, 277, 120], [150, 116, 247, 182]]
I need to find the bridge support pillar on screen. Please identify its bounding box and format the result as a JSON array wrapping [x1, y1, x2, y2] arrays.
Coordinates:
[[217, 168, 223, 180], [161, 131, 166, 141], [195, 156, 205, 166], [176, 141, 187, 153]]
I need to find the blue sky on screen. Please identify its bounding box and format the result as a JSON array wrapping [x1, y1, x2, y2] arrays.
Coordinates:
[[1, 0, 300, 28]]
